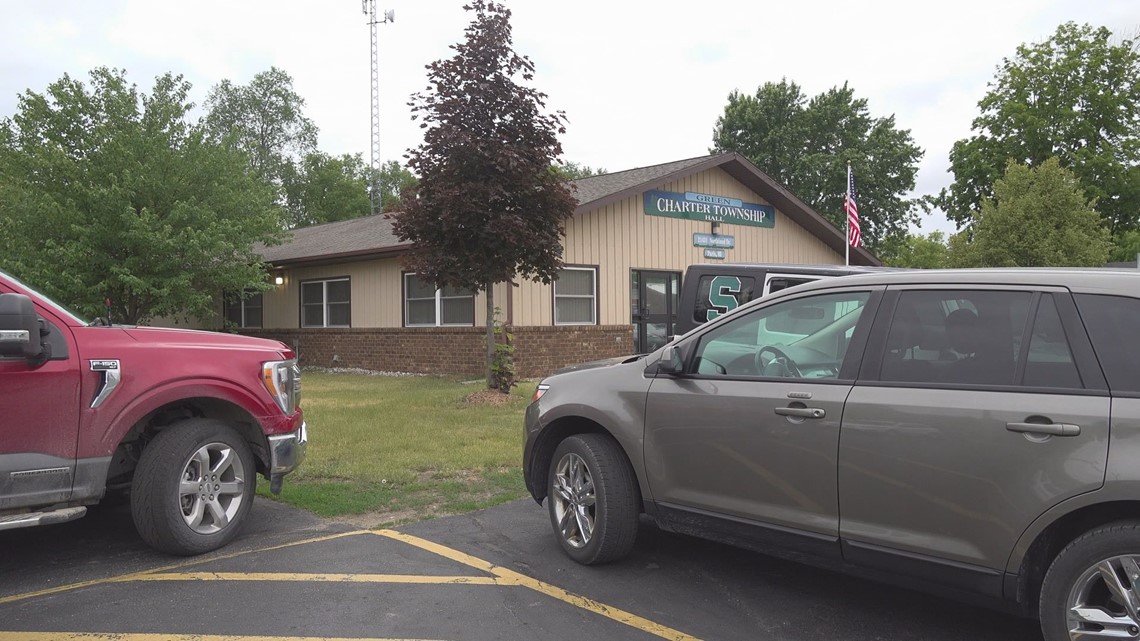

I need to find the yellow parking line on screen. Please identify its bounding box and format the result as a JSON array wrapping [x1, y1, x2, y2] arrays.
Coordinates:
[[0, 529, 373, 606], [135, 572, 502, 585], [375, 529, 702, 641], [0, 629, 444, 634]]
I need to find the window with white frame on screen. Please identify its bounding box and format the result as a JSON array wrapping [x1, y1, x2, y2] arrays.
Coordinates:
[[404, 273, 475, 326], [554, 267, 597, 325], [223, 291, 263, 329], [301, 278, 350, 328]]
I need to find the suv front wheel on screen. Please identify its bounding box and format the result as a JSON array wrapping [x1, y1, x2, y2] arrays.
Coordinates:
[[547, 434, 639, 565], [1040, 521, 1140, 640]]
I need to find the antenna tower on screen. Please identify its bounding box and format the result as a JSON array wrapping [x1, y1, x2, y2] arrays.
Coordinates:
[[362, 1, 394, 212]]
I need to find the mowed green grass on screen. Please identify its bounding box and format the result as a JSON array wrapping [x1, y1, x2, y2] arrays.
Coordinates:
[[260, 372, 537, 522]]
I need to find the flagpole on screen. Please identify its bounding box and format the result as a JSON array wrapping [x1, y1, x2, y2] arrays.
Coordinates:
[[845, 162, 851, 267]]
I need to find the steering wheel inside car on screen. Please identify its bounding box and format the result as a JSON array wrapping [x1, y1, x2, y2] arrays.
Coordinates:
[[755, 346, 803, 378]]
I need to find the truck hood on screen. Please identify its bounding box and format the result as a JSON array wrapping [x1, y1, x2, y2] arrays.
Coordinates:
[[122, 326, 291, 356]]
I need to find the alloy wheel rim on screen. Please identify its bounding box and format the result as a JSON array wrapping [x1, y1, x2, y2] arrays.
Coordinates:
[[178, 442, 246, 535], [552, 452, 596, 549], [1066, 555, 1140, 639]]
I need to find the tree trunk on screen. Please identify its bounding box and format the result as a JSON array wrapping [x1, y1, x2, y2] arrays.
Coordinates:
[[485, 281, 495, 389]]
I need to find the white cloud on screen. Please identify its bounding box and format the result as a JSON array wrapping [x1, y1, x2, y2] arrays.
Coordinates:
[[2, 0, 1136, 236]]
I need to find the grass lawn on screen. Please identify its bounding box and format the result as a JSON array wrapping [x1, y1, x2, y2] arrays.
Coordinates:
[[259, 371, 537, 525]]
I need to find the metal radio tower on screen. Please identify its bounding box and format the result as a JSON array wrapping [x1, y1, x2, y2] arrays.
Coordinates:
[[362, 1, 394, 213]]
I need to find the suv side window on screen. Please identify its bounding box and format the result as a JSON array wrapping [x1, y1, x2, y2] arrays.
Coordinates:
[[1074, 294, 1140, 394], [1022, 295, 1081, 389], [693, 291, 871, 379], [879, 290, 1032, 386]]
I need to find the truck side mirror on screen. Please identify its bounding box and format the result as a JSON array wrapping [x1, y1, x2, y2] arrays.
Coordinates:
[[0, 293, 44, 360]]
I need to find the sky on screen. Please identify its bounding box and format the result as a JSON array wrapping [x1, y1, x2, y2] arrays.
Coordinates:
[[1, 0, 1137, 236]]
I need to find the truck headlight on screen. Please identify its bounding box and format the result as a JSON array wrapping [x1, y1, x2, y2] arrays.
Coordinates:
[[262, 359, 300, 414]]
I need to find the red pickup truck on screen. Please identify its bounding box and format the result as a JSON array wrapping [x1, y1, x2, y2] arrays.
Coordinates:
[[0, 270, 307, 555]]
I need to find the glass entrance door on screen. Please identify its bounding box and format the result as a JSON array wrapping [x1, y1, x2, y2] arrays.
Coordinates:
[[631, 270, 681, 354]]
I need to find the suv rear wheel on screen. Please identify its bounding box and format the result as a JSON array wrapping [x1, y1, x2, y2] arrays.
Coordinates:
[[547, 434, 639, 565], [1040, 521, 1140, 640]]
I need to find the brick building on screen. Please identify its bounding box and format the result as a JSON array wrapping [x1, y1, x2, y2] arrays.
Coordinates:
[[230, 153, 879, 377]]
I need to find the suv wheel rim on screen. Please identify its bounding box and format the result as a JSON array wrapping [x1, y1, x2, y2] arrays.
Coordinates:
[[178, 442, 246, 535], [1066, 555, 1140, 639], [552, 452, 596, 549]]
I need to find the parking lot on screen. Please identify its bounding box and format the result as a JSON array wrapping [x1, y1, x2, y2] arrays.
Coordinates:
[[0, 497, 1043, 641]]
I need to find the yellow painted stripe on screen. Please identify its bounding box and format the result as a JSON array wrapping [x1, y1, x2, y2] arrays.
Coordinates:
[[375, 530, 702, 641], [0, 529, 373, 605], [135, 572, 501, 585], [0, 629, 444, 634]]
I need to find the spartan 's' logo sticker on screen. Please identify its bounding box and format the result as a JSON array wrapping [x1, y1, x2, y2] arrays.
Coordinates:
[[706, 275, 742, 322]]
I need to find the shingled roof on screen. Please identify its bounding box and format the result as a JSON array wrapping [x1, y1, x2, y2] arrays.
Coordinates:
[[259, 153, 880, 267]]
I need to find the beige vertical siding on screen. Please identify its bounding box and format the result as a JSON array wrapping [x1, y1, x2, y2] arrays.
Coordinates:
[[512, 166, 842, 326], [251, 166, 843, 330]]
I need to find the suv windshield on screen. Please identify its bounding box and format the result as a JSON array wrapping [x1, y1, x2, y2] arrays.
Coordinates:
[[1, 270, 89, 326]]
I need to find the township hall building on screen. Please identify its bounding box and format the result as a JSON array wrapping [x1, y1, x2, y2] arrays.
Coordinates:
[[227, 152, 879, 377]]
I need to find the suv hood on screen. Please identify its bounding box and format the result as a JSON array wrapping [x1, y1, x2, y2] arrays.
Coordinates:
[[553, 354, 643, 375]]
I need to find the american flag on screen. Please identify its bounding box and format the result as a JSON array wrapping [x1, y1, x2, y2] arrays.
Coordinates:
[[845, 167, 861, 249]]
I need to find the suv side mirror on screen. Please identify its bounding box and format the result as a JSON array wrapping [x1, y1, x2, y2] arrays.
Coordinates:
[[657, 345, 685, 375], [0, 293, 44, 360]]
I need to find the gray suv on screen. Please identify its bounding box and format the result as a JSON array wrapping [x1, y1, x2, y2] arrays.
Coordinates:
[[523, 269, 1140, 641]]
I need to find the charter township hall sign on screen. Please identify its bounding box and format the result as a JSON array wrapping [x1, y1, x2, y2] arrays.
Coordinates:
[[643, 190, 775, 229]]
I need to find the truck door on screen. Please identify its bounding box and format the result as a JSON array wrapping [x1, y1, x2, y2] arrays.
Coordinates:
[[0, 295, 81, 509]]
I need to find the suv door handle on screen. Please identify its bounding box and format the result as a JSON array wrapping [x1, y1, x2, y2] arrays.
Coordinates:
[[775, 407, 826, 419], [1006, 422, 1081, 437]]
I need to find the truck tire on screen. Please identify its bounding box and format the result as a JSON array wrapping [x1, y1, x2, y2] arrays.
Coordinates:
[[547, 433, 639, 565], [130, 419, 256, 555], [1039, 521, 1140, 641]]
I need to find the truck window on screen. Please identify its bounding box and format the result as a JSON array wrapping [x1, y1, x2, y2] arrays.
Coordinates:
[[694, 275, 757, 323]]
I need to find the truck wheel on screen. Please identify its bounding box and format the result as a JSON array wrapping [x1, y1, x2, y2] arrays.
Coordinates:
[[131, 419, 256, 556], [1039, 521, 1140, 641], [547, 434, 639, 565]]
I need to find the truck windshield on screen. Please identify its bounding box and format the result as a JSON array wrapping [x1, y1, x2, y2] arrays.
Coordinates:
[[0, 270, 89, 326]]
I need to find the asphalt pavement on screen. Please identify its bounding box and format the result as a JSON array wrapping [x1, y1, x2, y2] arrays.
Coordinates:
[[0, 496, 1044, 641]]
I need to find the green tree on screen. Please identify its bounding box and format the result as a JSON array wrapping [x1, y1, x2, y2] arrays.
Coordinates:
[[711, 79, 926, 254], [282, 152, 371, 227], [202, 66, 318, 185], [948, 158, 1111, 267], [880, 231, 950, 269], [373, 159, 418, 212], [553, 161, 606, 181], [945, 23, 1140, 239], [391, 0, 577, 389], [0, 68, 280, 324]]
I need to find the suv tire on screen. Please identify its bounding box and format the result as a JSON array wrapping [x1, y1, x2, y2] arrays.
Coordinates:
[[131, 419, 256, 556], [547, 433, 639, 565], [1039, 521, 1140, 640]]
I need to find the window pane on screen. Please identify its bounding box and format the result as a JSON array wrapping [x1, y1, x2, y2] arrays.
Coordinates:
[[1022, 295, 1080, 388], [327, 279, 351, 304], [1075, 294, 1140, 393], [879, 290, 1030, 386], [405, 274, 435, 299], [555, 298, 594, 324], [247, 292, 264, 308], [696, 291, 870, 378], [302, 304, 324, 327], [694, 275, 757, 323], [441, 297, 474, 325], [407, 299, 436, 325], [301, 282, 324, 306], [244, 305, 263, 328], [327, 302, 350, 327], [223, 297, 242, 326], [440, 284, 473, 298], [556, 269, 594, 296]]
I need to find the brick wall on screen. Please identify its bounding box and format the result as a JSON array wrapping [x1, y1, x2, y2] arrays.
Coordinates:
[[242, 325, 635, 378]]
